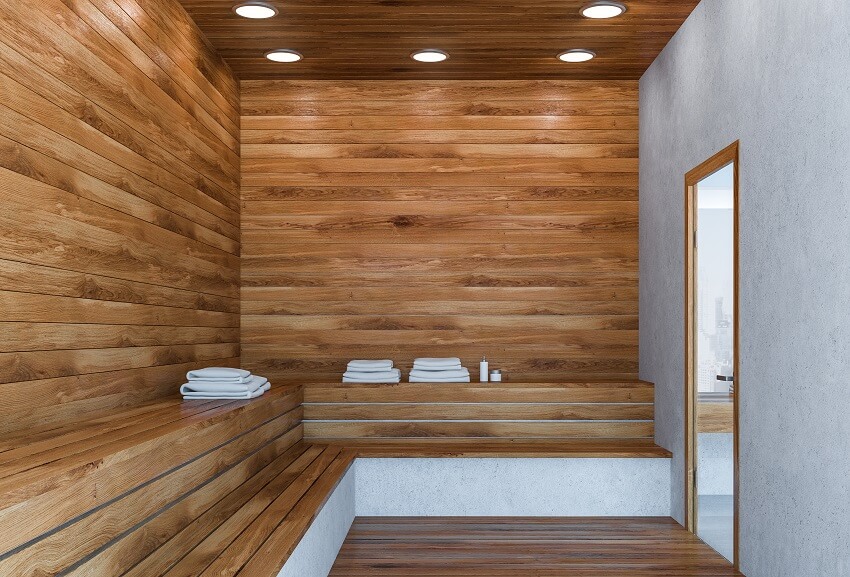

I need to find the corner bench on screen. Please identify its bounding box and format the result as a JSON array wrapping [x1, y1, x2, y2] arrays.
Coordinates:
[[0, 379, 670, 576]]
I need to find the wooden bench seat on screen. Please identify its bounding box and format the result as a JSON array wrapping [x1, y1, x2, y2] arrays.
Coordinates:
[[1, 379, 667, 576], [331, 438, 671, 458], [75, 443, 354, 577], [0, 386, 314, 576]]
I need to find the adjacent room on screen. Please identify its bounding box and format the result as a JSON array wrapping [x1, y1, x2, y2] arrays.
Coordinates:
[[1, 0, 847, 575]]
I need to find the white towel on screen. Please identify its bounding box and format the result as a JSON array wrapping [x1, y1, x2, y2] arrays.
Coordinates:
[[347, 359, 394, 371], [180, 376, 268, 395], [343, 368, 401, 383], [413, 358, 462, 369], [409, 376, 471, 383], [342, 369, 400, 381], [186, 367, 252, 382], [409, 368, 469, 380], [413, 364, 463, 372], [183, 382, 271, 400]]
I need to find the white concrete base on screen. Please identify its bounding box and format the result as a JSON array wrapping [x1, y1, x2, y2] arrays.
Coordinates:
[[278, 456, 671, 577], [355, 458, 671, 517], [277, 466, 355, 577]]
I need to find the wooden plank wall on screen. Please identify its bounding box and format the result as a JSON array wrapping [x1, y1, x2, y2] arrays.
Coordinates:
[[0, 0, 241, 434], [241, 80, 639, 383]]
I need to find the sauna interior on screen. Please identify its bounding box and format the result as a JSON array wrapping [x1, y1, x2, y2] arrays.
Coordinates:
[[1, 0, 847, 575]]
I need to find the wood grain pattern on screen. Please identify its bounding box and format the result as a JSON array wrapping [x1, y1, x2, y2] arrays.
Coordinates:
[[303, 381, 654, 443], [333, 438, 671, 458], [329, 517, 743, 576], [241, 80, 639, 383], [305, 420, 653, 439], [0, 386, 301, 557], [698, 400, 734, 434], [0, 0, 240, 432], [175, 3, 701, 80], [0, 387, 307, 575]]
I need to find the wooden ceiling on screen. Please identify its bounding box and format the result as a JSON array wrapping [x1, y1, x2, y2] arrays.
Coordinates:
[[178, 0, 701, 80]]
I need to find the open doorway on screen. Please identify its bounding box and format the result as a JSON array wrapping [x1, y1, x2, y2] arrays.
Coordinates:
[[684, 142, 739, 567]]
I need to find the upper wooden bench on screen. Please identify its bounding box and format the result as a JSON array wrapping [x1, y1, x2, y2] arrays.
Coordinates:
[[303, 380, 669, 457], [0, 386, 353, 576]]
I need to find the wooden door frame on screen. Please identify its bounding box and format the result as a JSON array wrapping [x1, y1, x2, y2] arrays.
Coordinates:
[[683, 141, 740, 569]]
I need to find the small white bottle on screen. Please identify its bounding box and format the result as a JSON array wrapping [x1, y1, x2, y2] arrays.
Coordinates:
[[479, 356, 489, 382]]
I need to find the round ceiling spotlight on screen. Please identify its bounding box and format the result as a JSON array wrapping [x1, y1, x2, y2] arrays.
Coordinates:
[[580, 1, 627, 19], [411, 49, 449, 63], [557, 49, 596, 63], [233, 2, 278, 18], [265, 49, 303, 62]]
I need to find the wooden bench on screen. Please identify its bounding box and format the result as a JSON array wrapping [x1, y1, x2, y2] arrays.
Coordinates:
[[303, 381, 662, 453], [332, 438, 670, 458], [1, 379, 669, 576], [0, 386, 353, 576]]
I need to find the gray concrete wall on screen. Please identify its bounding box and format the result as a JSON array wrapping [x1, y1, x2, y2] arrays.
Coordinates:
[[639, 0, 850, 575]]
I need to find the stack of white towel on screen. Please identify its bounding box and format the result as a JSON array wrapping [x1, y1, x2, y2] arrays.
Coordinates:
[[409, 357, 470, 382], [342, 360, 401, 383], [181, 367, 271, 400]]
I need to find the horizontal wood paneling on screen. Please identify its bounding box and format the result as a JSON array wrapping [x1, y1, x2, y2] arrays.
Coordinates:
[[176, 3, 701, 80], [305, 420, 653, 439], [0, 0, 240, 434], [333, 438, 672, 458], [303, 381, 654, 442], [241, 80, 638, 383]]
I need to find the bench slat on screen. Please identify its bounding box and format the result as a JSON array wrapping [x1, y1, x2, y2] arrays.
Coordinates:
[[71, 439, 311, 577], [0, 409, 302, 576], [0, 387, 302, 554]]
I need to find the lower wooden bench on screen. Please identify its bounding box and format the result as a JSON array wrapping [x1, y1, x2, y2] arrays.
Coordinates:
[[79, 443, 354, 577]]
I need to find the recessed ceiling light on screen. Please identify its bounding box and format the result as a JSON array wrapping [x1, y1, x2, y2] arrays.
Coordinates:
[[411, 49, 449, 63], [580, 1, 627, 19], [558, 49, 596, 63], [265, 49, 302, 62], [233, 2, 278, 19]]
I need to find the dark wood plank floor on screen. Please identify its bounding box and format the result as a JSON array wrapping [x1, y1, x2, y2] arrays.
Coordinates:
[[330, 517, 743, 576]]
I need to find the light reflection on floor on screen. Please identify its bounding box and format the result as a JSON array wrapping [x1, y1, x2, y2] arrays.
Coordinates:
[[698, 494, 734, 562]]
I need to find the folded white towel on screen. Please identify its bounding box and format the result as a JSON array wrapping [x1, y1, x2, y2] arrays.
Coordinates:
[[180, 376, 268, 395], [409, 368, 469, 379], [347, 359, 394, 371], [413, 358, 462, 369], [343, 377, 401, 383], [187, 367, 252, 382], [413, 364, 462, 372], [342, 369, 400, 381], [343, 368, 401, 383], [183, 382, 271, 400], [409, 376, 471, 383]]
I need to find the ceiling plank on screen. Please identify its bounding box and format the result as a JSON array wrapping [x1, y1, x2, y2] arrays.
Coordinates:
[[177, 0, 700, 79]]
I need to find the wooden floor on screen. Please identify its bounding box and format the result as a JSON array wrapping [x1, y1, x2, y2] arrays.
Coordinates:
[[330, 517, 743, 576]]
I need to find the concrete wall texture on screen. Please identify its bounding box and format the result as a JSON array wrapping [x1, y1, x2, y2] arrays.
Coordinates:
[[639, 0, 850, 575], [355, 458, 671, 517]]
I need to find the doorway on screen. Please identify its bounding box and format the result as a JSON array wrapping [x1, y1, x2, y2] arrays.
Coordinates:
[[684, 142, 739, 567]]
